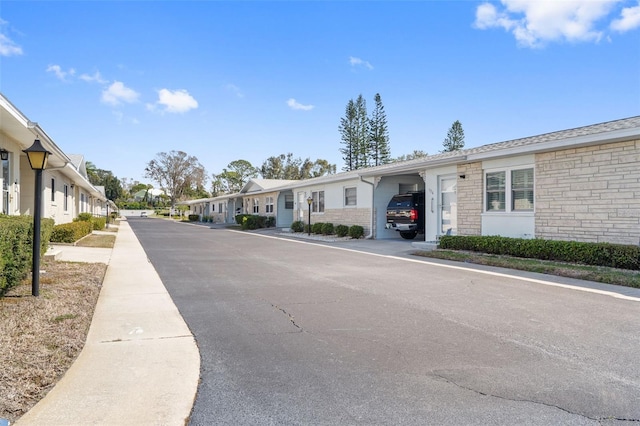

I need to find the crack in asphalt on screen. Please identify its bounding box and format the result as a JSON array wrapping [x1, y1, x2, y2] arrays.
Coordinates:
[[271, 304, 303, 332], [432, 373, 640, 423]]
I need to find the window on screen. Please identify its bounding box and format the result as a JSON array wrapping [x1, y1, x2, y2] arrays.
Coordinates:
[[218, 203, 224, 213], [486, 172, 505, 211], [284, 194, 294, 209], [345, 187, 357, 206], [64, 184, 69, 211], [312, 190, 324, 213], [51, 178, 56, 202], [485, 167, 534, 213], [253, 198, 259, 214], [512, 169, 534, 211], [265, 196, 274, 213]]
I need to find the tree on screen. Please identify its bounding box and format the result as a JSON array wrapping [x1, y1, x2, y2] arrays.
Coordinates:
[[261, 153, 302, 179], [368, 93, 391, 166], [354, 94, 369, 169], [260, 153, 336, 180], [145, 151, 207, 210], [339, 99, 357, 171], [339, 95, 369, 171], [85, 161, 99, 184], [393, 150, 428, 162], [442, 120, 465, 152], [85, 162, 123, 201], [212, 159, 259, 194]]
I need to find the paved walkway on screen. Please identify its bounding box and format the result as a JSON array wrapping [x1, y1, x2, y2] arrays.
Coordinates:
[[16, 219, 200, 426]]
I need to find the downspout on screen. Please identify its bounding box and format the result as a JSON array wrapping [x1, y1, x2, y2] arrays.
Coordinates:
[[360, 176, 375, 239]]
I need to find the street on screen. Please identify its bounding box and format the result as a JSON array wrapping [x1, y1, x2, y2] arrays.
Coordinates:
[[128, 218, 640, 425]]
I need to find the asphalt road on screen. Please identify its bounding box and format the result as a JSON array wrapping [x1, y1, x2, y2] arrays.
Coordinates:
[[128, 218, 640, 425]]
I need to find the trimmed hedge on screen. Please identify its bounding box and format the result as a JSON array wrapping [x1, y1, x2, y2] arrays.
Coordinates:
[[291, 220, 304, 232], [335, 224, 349, 237], [438, 235, 640, 271], [321, 223, 335, 235], [51, 221, 93, 244], [311, 222, 324, 235], [0, 215, 54, 296], [348, 225, 365, 239], [74, 213, 106, 230]]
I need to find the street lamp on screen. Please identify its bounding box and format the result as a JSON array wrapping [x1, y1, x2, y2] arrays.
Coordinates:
[[23, 138, 51, 297], [306, 196, 312, 236]]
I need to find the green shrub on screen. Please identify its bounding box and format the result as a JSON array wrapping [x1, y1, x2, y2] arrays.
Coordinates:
[[311, 222, 324, 234], [321, 223, 335, 235], [91, 217, 106, 230], [0, 215, 55, 296], [348, 225, 365, 239], [240, 215, 267, 230], [235, 214, 251, 225], [438, 235, 640, 271], [291, 220, 304, 232], [304, 224, 311, 234], [75, 212, 93, 222], [188, 214, 200, 222], [51, 221, 93, 244], [335, 224, 349, 237], [265, 216, 276, 228]]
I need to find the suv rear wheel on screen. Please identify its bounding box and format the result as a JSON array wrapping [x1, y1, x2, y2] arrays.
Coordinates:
[[399, 231, 417, 240]]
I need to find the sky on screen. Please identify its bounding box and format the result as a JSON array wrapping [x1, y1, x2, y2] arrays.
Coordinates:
[[1, 0, 639, 188]]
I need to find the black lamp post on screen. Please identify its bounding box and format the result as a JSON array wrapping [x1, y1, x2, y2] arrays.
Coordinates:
[[306, 196, 312, 236], [23, 139, 51, 297]]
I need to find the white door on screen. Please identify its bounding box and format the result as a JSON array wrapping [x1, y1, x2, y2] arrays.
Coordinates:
[[297, 192, 305, 221], [1, 156, 10, 215], [439, 176, 457, 236]]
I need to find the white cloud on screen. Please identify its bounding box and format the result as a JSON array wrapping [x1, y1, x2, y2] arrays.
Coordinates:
[[474, 0, 626, 48], [0, 33, 22, 56], [286, 98, 314, 111], [101, 81, 140, 106], [611, 1, 640, 31], [152, 89, 198, 113], [224, 83, 244, 98], [46, 64, 76, 81], [79, 71, 108, 84], [349, 56, 373, 70]]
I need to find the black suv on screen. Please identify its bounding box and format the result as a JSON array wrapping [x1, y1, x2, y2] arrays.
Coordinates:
[[385, 191, 425, 240]]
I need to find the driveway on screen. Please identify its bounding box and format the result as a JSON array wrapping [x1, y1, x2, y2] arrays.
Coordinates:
[[128, 218, 640, 425]]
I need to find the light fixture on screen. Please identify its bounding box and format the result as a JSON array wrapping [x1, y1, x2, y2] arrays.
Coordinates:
[[0, 148, 8, 161], [23, 138, 52, 297], [306, 196, 313, 236], [23, 138, 51, 170]]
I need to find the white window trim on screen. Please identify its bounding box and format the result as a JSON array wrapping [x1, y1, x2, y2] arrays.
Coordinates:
[[483, 165, 534, 215], [344, 186, 357, 207]]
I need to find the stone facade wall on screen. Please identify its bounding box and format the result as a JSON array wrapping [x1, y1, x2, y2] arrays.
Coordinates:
[[535, 139, 640, 245], [456, 162, 483, 236], [310, 208, 371, 235]]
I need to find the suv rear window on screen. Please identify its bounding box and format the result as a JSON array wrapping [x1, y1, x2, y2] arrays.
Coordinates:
[[388, 196, 412, 208]]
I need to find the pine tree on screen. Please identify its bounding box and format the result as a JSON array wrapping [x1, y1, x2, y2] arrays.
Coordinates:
[[338, 99, 357, 171], [442, 120, 465, 152], [354, 95, 369, 169], [369, 93, 390, 166]]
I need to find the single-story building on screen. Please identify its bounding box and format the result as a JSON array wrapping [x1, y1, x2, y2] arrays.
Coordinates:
[[184, 115, 640, 246], [0, 93, 108, 224]]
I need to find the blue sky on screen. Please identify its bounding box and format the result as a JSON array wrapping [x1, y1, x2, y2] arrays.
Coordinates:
[[1, 1, 639, 188]]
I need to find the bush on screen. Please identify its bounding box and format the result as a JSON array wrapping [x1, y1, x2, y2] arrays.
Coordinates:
[[321, 223, 335, 235], [348, 225, 365, 239], [291, 221, 304, 232], [335, 224, 349, 237], [75, 212, 93, 222], [51, 221, 93, 244], [235, 214, 251, 225], [240, 215, 267, 230], [0, 215, 54, 296], [311, 222, 324, 234], [438, 235, 640, 271], [265, 216, 276, 228], [188, 214, 200, 222]]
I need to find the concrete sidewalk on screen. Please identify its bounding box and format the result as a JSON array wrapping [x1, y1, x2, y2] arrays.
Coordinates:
[[17, 220, 200, 426]]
